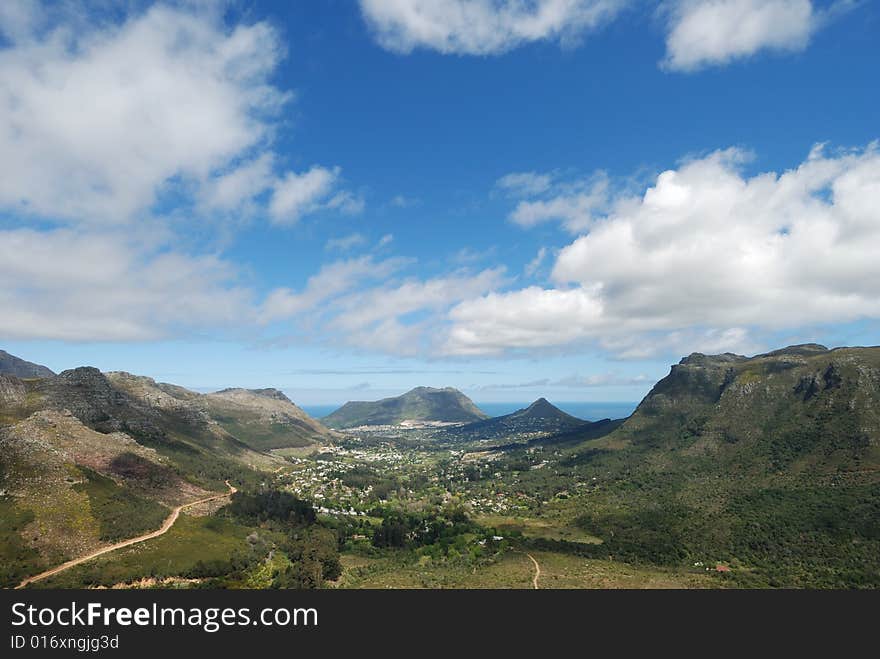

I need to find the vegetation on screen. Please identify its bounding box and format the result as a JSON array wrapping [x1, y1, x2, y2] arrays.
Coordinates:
[[0, 498, 43, 588], [73, 467, 169, 542], [7, 345, 880, 589], [226, 490, 317, 527], [37, 515, 252, 588]]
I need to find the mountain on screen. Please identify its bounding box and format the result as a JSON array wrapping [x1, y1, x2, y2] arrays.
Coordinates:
[[323, 386, 488, 428], [445, 398, 591, 442], [615, 343, 880, 464], [0, 349, 54, 378], [520, 344, 880, 587], [0, 364, 334, 586], [201, 387, 334, 450], [106, 373, 334, 451]]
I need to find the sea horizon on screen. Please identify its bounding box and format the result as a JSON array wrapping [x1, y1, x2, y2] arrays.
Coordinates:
[[302, 400, 638, 422]]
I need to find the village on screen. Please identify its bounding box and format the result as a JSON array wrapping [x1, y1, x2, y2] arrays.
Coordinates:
[[273, 426, 555, 527]]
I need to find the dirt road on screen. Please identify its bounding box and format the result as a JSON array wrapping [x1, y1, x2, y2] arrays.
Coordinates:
[[16, 481, 237, 589], [526, 552, 541, 589]]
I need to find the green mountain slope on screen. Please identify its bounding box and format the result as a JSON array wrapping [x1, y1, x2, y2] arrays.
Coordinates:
[[201, 388, 334, 450], [106, 373, 333, 451], [323, 386, 488, 428], [0, 365, 293, 586], [0, 358, 342, 589], [509, 344, 880, 587]]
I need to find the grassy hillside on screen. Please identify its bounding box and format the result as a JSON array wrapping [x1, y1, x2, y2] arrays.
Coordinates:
[[491, 345, 880, 587], [201, 388, 332, 450], [0, 368, 286, 587]]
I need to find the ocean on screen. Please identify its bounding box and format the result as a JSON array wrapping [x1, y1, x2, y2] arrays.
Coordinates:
[[301, 401, 637, 422]]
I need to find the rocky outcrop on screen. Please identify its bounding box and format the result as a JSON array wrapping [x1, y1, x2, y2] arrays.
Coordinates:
[[617, 345, 880, 461], [35, 367, 167, 441], [216, 387, 291, 402], [0, 374, 27, 408], [203, 387, 333, 449]]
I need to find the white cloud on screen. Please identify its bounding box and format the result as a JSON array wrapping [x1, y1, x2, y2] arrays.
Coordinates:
[[0, 4, 368, 345], [201, 153, 276, 212], [0, 3, 359, 227], [0, 0, 46, 44], [326, 233, 368, 252], [478, 372, 650, 389], [663, 0, 827, 71], [333, 268, 507, 332], [259, 256, 412, 324], [330, 267, 508, 355], [525, 247, 549, 277], [448, 143, 880, 357], [269, 166, 363, 224], [0, 228, 253, 341], [447, 286, 605, 354], [553, 372, 651, 387], [497, 172, 554, 197], [358, 0, 625, 55], [360, 0, 848, 70], [500, 171, 613, 232], [0, 4, 284, 223], [261, 258, 507, 357]]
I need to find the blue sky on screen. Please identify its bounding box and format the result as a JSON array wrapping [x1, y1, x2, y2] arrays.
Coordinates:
[[1, 1, 878, 405]]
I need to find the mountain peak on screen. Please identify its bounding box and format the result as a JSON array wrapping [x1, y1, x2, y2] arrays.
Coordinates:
[[248, 387, 291, 402], [679, 352, 747, 366], [323, 386, 487, 428], [756, 343, 829, 358], [0, 349, 55, 378], [447, 396, 587, 441], [518, 398, 578, 421], [524, 397, 556, 414]]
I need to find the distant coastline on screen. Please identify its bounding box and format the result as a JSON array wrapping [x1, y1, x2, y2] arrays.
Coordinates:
[[302, 401, 637, 422]]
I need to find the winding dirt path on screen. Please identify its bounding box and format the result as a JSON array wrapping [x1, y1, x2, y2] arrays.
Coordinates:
[[16, 481, 237, 589], [526, 552, 541, 589]]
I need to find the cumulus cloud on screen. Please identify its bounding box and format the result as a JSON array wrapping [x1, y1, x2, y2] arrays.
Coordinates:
[[448, 143, 880, 357], [0, 3, 358, 226], [0, 4, 280, 223], [359, 0, 850, 70], [662, 0, 838, 72], [358, 0, 625, 55], [0, 3, 365, 344], [0, 228, 253, 341]]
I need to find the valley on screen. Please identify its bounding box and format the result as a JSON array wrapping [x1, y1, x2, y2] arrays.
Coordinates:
[[2, 344, 879, 589]]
